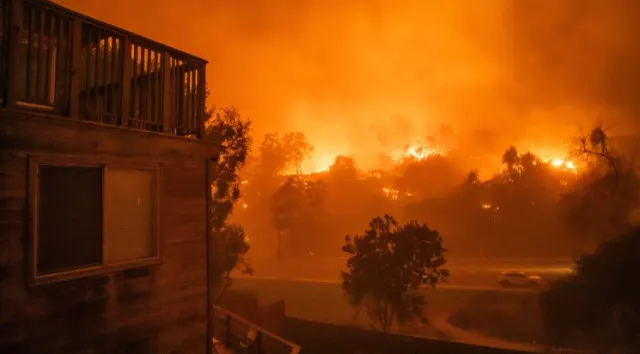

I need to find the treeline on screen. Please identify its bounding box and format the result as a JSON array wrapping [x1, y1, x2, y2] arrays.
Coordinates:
[[231, 126, 640, 259]]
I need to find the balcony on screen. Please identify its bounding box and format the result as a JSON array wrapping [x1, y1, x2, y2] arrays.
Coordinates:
[[0, 0, 207, 138]]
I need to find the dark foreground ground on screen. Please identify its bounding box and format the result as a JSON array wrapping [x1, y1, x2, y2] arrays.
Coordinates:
[[280, 317, 532, 354]]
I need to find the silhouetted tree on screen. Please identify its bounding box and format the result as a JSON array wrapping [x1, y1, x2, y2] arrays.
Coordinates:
[[204, 107, 253, 298], [560, 167, 640, 247], [341, 215, 448, 333], [256, 133, 288, 177], [205, 107, 252, 231], [270, 176, 326, 259], [211, 224, 252, 303], [328, 155, 358, 181], [577, 125, 619, 179], [395, 155, 462, 199], [502, 145, 520, 180], [283, 132, 314, 175], [406, 146, 573, 258], [462, 169, 481, 189], [562, 126, 640, 248], [255, 132, 313, 177], [540, 227, 640, 352]]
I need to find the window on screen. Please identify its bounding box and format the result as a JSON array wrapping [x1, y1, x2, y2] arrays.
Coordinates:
[[29, 155, 160, 285]]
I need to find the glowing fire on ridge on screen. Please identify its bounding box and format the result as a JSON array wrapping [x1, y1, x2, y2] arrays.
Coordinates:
[[298, 151, 345, 174], [391, 143, 442, 162], [285, 142, 577, 177], [382, 187, 400, 200], [290, 142, 443, 176], [547, 157, 577, 172]]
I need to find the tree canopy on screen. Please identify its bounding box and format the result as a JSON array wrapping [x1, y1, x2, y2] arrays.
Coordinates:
[[256, 132, 313, 177], [540, 227, 640, 352], [341, 215, 448, 333], [270, 176, 326, 258], [560, 126, 640, 247], [205, 107, 252, 231], [204, 106, 253, 301]]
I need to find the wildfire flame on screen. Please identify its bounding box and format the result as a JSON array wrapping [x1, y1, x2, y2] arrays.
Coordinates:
[[382, 187, 400, 200], [547, 158, 577, 172], [283, 141, 577, 177], [295, 151, 342, 174], [391, 143, 442, 162]]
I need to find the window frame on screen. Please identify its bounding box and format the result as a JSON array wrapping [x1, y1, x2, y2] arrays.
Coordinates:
[[28, 153, 162, 286]]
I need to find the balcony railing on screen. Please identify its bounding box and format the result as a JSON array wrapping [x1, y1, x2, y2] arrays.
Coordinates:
[[0, 0, 207, 138], [212, 305, 301, 354]]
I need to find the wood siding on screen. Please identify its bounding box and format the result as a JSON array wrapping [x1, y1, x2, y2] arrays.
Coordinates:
[[0, 110, 216, 353]]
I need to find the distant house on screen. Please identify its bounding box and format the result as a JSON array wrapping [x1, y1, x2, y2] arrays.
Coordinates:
[[0, 0, 214, 352]]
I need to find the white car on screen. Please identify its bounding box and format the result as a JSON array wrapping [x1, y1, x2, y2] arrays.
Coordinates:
[[497, 271, 543, 288]]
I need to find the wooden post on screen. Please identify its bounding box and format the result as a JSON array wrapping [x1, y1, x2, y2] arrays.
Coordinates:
[[161, 52, 171, 133], [4, 0, 23, 109], [68, 19, 82, 118], [197, 63, 206, 138], [119, 36, 131, 126]]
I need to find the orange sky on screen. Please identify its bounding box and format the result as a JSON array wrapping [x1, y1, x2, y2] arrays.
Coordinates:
[[57, 0, 640, 173]]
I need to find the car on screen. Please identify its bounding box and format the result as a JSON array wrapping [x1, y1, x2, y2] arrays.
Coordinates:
[[497, 271, 543, 288]]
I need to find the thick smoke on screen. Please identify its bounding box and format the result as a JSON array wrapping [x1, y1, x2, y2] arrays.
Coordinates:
[[505, 0, 640, 121], [58, 0, 640, 172]]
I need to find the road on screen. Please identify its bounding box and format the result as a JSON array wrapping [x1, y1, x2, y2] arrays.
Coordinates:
[[235, 256, 574, 289], [234, 274, 538, 293]]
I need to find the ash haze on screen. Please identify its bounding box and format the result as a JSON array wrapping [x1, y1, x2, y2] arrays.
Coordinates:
[[58, 0, 640, 175]]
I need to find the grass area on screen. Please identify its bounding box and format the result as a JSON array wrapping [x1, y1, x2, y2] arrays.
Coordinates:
[[447, 290, 545, 344]]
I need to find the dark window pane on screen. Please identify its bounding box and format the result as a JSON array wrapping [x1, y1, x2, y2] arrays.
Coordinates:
[[37, 165, 103, 274]]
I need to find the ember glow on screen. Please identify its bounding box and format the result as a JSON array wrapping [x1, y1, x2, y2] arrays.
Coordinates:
[[392, 143, 442, 162], [382, 187, 400, 200], [545, 157, 578, 173], [307, 152, 340, 173]]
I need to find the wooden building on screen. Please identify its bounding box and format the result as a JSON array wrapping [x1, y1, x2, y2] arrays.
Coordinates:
[[0, 0, 216, 352]]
